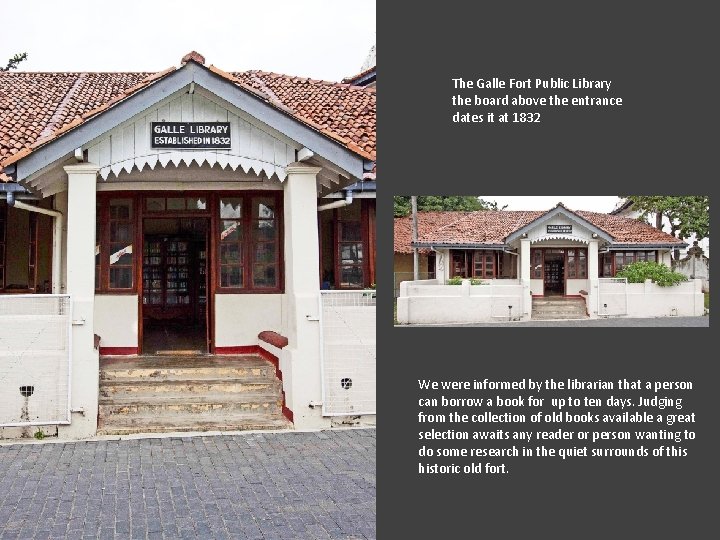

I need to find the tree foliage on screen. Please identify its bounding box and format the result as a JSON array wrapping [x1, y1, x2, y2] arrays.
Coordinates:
[[1, 53, 28, 72], [393, 196, 504, 217], [616, 261, 688, 287], [620, 196, 709, 240]]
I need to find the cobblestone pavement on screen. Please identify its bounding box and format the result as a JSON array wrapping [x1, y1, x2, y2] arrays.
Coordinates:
[[0, 429, 376, 540], [400, 316, 709, 327]]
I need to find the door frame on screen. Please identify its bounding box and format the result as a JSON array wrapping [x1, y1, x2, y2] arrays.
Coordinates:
[[137, 193, 213, 354]]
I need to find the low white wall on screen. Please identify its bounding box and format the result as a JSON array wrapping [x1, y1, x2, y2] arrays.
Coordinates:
[[397, 279, 526, 324], [530, 279, 543, 296], [530, 279, 587, 296], [94, 295, 138, 348], [214, 294, 283, 346], [567, 279, 589, 295], [625, 279, 704, 318]]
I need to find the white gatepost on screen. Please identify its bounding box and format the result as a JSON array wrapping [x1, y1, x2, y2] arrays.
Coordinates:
[[588, 240, 599, 318], [520, 239, 531, 317], [58, 163, 100, 439], [282, 163, 327, 429]]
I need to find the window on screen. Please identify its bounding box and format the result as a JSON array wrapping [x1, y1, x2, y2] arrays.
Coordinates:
[[217, 193, 281, 292], [472, 251, 495, 279], [108, 199, 134, 289], [0, 203, 6, 289], [566, 248, 587, 279], [337, 203, 364, 288], [95, 196, 136, 292], [602, 251, 657, 277], [451, 251, 467, 277], [146, 196, 207, 212], [27, 214, 37, 290], [531, 249, 543, 279]]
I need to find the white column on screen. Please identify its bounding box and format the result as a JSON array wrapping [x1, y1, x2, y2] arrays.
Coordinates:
[[588, 240, 599, 318], [520, 239, 531, 318], [520, 239, 531, 283], [282, 163, 327, 429], [58, 163, 99, 439]]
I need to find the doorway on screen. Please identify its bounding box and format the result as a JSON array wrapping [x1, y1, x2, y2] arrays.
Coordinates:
[[141, 218, 209, 354], [543, 251, 565, 296]]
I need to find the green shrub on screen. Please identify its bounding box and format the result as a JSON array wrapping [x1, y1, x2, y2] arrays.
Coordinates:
[[447, 276, 488, 285], [615, 261, 688, 287]]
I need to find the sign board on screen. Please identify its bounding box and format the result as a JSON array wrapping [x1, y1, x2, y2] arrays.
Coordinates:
[[547, 224, 572, 234], [151, 122, 231, 149]]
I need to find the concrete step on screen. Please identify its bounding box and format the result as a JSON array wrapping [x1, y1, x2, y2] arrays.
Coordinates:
[[100, 378, 281, 398], [531, 313, 589, 320], [532, 298, 588, 319], [98, 396, 282, 423], [100, 356, 275, 382], [532, 307, 586, 312], [97, 415, 292, 436], [97, 354, 289, 436]]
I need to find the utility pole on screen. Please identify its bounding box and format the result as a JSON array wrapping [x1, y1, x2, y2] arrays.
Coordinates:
[[412, 196, 419, 280]]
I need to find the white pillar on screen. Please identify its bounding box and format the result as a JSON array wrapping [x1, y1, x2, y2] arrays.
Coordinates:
[[588, 240, 599, 280], [520, 239, 531, 317], [282, 163, 327, 429], [520, 239, 531, 283], [58, 163, 99, 439], [588, 240, 599, 318]]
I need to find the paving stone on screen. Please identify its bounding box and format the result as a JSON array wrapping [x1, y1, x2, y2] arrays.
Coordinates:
[[0, 429, 375, 539]]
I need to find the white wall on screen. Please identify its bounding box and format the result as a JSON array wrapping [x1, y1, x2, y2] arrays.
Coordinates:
[[397, 280, 526, 324], [624, 280, 705, 318], [214, 294, 283, 346], [566, 279, 589, 295], [94, 295, 139, 348]]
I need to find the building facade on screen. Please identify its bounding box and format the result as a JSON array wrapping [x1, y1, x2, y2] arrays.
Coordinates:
[[395, 203, 704, 323], [0, 52, 376, 437]]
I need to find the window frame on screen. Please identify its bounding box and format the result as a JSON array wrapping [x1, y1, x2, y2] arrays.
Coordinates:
[[565, 248, 587, 279], [215, 192, 284, 294], [0, 203, 6, 290], [601, 250, 658, 277], [471, 250, 495, 279], [96, 194, 139, 293], [334, 201, 369, 289]]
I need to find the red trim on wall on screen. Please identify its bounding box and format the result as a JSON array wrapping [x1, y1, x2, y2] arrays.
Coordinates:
[[282, 404, 294, 423], [99, 347, 139, 355], [216, 344, 294, 423], [215, 345, 259, 355]]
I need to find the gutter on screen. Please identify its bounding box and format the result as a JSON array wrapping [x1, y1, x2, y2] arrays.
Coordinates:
[[609, 243, 687, 250], [318, 190, 353, 212], [6, 196, 63, 294], [413, 242, 508, 250]]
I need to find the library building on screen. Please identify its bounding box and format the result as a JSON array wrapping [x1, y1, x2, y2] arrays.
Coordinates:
[[395, 203, 705, 324], [0, 52, 376, 438]]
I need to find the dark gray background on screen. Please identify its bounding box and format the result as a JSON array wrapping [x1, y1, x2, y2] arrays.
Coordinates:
[[376, 2, 716, 537]]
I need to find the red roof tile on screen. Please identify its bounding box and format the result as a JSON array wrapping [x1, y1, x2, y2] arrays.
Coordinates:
[[0, 60, 376, 181], [233, 71, 376, 161], [394, 209, 684, 251], [394, 211, 477, 253]]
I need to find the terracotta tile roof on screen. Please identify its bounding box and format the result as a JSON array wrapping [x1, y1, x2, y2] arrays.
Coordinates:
[[233, 71, 376, 160], [394, 211, 477, 253], [0, 58, 376, 181], [574, 210, 683, 244], [0, 71, 154, 180], [394, 209, 683, 251]]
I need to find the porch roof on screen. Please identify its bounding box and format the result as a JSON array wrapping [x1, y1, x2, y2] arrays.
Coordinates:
[[0, 52, 375, 183], [394, 205, 686, 252]]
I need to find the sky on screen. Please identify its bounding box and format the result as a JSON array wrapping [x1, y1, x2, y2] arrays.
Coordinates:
[[481, 196, 622, 213], [2, 1, 376, 81]]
